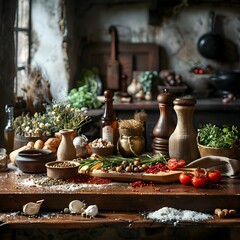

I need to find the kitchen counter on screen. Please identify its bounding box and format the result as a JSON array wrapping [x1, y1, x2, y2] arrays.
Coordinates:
[[1, 169, 240, 212], [1, 167, 240, 239]]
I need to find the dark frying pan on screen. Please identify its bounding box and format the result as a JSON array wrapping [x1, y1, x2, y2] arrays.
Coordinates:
[[197, 11, 223, 59]]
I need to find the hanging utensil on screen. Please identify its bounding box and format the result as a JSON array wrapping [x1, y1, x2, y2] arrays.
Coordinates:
[[197, 11, 223, 59], [106, 25, 120, 90]]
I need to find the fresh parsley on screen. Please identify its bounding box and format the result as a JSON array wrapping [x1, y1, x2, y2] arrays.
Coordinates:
[[198, 123, 239, 149]]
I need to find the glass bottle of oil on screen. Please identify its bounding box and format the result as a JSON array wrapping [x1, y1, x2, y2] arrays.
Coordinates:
[[101, 90, 118, 152], [4, 104, 15, 154]]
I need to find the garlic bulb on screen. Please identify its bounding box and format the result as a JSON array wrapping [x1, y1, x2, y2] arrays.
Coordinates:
[[73, 135, 88, 147], [69, 200, 86, 214], [82, 205, 98, 218], [127, 79, 143, 96], [22, 199, 44, 215]]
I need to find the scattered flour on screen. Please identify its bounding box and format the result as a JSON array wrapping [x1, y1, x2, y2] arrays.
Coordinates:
[[147, 207, 213, 223]]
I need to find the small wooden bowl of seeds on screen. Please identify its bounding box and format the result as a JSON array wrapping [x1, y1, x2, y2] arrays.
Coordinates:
[[45, 161, 80, 179], [89, 138, 114, 157]]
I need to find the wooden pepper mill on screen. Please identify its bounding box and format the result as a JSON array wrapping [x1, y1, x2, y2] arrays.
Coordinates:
[[169, 97, 200, 164], [152, 90, 175, 157]]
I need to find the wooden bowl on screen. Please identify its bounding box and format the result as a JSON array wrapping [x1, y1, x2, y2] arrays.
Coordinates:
[[45, 161, 80, 179], [15, 149, 56, 173], [90, 146, 114, 156], [197, 142, 240, 160]]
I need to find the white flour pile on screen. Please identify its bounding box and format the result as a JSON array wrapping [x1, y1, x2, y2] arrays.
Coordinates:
[[147, 207, 212, 223]]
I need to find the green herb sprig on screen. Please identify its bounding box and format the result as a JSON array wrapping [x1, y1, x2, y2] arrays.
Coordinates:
[[76, 154, 167, 171], [198, 123, 239, 149]]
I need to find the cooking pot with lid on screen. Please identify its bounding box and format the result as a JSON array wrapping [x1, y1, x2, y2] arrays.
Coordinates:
[[209, 70, 240, 94]]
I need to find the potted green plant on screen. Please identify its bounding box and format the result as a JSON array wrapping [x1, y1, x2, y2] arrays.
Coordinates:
[[13, 102, 91, 149], [197, 123, 240, 159]]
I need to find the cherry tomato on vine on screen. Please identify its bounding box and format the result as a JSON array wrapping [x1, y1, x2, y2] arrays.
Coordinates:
[[179, 172, 193, 185], [207, 169, 222, 183], [192, 174, 208, 188]]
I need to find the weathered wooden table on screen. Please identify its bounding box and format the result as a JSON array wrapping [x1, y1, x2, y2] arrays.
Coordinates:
[[1, 167, 240, 239]]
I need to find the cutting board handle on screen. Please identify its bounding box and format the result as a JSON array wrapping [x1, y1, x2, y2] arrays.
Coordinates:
[[109, 25, 117, 62]]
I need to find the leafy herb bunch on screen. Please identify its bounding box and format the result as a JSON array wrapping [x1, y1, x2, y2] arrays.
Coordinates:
[[13, 102, 91, 137], [198, 123, 239, 149], [67, 68, 102, 109]]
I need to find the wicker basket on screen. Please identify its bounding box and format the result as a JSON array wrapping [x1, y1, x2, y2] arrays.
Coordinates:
[[197, 138, 240, 160]]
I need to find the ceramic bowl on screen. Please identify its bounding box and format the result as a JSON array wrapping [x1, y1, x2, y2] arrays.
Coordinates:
[[15, 149, 57, 173], [45, 161, 80, 179], [90, 146, 114, 157]]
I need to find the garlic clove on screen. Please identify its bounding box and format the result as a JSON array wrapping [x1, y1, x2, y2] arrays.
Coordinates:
[[81, 205, 98, 218], [22, 199, 44, 215], [69, 200, 86, 214]]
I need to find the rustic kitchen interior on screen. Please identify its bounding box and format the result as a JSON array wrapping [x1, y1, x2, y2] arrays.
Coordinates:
[[1, 0, 240, 239]]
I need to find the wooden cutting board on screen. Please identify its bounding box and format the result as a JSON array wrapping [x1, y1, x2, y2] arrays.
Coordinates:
[[86, 169, 182, 183]]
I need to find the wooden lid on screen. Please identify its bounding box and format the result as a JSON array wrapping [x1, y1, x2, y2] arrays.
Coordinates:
[[104, 90, 113, 99], [157, 89, 175, 104], [173, 96, 196, 106]]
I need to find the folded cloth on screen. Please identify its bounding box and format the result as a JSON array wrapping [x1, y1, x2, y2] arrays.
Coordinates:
[[186, 156, 240, 178]]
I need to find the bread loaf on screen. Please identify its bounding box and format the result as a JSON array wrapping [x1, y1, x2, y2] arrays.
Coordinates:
[[9, 145, 31, 165], [43, 144, 57, 153], [27, 141, 35, 148], [34, 139, 44, 149], [44, 137, 61, 148]]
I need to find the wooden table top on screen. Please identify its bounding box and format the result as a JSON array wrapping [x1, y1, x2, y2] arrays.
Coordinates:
[[1, 167, 240, 229]]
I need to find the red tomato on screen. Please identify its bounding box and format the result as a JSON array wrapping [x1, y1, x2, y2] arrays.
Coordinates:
[[179, 172, 193, 185], [194, 168, 206, 176], [167, 158, 178, 170], [192, 174, 208, 188], [177, 159, 186, 168], [167, 158, 186, 170], [207, 170, 222, 183]]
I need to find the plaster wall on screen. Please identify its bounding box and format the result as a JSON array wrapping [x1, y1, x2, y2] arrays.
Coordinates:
[[31, 0, 68, 101], [30, 1, 240, 100], [78, 3, 240, 90]]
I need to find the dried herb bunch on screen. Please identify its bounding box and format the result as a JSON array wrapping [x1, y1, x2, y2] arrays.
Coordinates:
[[21, 65, 52, 114], [13, 102, 91, 137], [118, 119, 144, 136]]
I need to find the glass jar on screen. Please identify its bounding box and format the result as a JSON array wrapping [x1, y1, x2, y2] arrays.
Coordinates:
[[118, 128, 145, 157]]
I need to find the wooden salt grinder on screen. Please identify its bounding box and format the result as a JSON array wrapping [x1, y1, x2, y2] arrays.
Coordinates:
[[169, 97, 200, 164], [152, 90, 175, 157]]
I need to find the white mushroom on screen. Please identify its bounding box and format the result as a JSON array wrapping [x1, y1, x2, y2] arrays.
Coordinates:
[[69, 200, 86, 214], [81, 205, 98, 218], [22, 199, 44, 215]]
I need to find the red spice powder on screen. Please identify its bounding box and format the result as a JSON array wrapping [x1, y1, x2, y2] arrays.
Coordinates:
[[66, 174, 112, 184], [130, 180, 155, 188]]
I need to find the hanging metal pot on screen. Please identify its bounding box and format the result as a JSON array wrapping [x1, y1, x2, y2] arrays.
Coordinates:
[[197, 11, 223, 59]]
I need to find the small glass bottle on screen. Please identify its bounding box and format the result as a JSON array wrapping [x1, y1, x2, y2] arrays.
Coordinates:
[[101, 90, 118, 152], [4, 104, 15, 154]]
